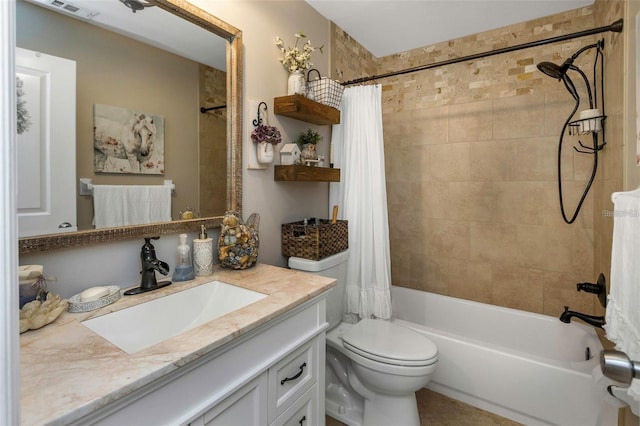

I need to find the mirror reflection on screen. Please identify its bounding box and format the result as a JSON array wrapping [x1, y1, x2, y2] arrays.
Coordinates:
[[16, 0, 229, 238]]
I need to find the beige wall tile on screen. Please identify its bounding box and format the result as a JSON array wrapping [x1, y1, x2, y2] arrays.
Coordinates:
[[390, 246, 411, 287], [493, 182, 546, 225], [411, 106, 449, 145], [470, 222, 518, 263], [426, 143, 470, 181], [448, 182, 494, 222], [515, 137, 566, 182], [544, 90, 579, 137], [493, 93, 545, 140], [448, 100, 493, 142], [469, 141, 518, 182], [542, 270, 596, 316], [447, 259, 493, 303], [383, 110, 413, 149], [518, 224, 573, 272], [418, 181, 450, 219], [414, 256, 449, 295], [491, 264, 544, 312], [572, 227, 595, 275], [385, 147, 420, 183], [425, 219, 470, 260]]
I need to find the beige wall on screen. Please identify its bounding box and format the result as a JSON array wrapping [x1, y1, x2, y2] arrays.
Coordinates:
[[332, 7, 601, 315], [20, 0, 333, 296], [17, 0, 202, 229], [189, 0, 333, 267], [18, 0, 627, 316]]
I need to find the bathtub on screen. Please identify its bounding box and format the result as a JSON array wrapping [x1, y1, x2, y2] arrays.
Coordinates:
[[390, 286, 619, 426]]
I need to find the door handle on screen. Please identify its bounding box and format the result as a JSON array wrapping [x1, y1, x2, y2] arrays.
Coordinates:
[[600, 350, 640, 384]]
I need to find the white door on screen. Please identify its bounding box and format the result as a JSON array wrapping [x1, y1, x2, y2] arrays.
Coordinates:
[[16, 47, 76, 237]]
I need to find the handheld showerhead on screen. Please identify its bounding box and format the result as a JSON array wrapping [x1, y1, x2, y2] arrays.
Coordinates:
[[537, 62, 564, 79], [536, 58, 575, 80]]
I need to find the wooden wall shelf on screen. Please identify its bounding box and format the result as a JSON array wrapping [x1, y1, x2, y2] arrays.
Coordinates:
[[274, 165, 340, 182], [274, 95, 340, 125]]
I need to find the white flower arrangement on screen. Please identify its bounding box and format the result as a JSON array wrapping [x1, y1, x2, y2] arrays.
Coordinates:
[[275, 31, 324, 73]]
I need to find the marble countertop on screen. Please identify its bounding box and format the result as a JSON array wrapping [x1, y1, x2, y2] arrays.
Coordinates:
[[20, 264, 335, 425]]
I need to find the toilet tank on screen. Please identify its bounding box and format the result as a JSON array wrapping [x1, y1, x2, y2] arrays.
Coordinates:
[[288, 250, 349, 330]]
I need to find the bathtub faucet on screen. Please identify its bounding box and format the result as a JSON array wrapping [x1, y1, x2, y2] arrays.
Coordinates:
[[559, 306, 605, 328]]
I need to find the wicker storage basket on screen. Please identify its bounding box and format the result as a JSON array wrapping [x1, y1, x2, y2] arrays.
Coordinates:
[[306, 69, 344, 109], [282, 220, 348, 260]]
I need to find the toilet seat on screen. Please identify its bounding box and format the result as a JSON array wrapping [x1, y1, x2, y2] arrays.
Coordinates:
[[342, 319, 438, 367]]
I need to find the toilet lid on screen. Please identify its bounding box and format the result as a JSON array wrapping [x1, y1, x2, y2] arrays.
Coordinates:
[[342, 319, 438, 366]]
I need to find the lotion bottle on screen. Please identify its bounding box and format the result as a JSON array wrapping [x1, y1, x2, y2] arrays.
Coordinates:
[[193, 225, 213, 276], [173, 233, 195, 282]]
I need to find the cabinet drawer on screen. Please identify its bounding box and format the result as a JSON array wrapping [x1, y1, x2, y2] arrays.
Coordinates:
[[271, 384, 318, 426], [202, 372, 268, 425], [269, 338, 318, 421]]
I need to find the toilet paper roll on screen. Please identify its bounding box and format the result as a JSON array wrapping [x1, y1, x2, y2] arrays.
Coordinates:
[[592, 365, 627, 408], [578, 108, 602, 133], [579, 108, 602, 119]]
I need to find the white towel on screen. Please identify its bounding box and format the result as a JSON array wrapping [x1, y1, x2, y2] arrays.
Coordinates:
[[93, 185, 171, 229], [606, 189, 640, 403]]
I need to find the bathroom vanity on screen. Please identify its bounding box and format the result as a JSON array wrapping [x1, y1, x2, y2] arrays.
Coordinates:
[[20, 264, 334, 425]]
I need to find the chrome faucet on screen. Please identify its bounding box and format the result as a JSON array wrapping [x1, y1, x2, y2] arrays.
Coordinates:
[[559, 306, 605, 328], [124, 236, 172, 296]]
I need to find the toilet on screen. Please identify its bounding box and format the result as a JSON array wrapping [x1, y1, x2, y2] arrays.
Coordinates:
[[289, 250, 438, 426]]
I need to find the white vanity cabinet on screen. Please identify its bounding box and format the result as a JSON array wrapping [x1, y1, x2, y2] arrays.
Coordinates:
[[71, 296, 327, 426]]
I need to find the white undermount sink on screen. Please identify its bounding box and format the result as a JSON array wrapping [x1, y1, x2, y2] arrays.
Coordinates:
[[82, 280, 267, 354]]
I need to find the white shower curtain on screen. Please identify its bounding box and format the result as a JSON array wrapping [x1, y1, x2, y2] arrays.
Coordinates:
[[329, 84, 392, 320]]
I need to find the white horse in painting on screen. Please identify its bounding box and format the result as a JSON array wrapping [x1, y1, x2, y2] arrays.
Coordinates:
[[94, 113, 157, 173], [123, 113, 157, 173]]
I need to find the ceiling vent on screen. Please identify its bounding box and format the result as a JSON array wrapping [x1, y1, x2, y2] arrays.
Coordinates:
[[29, 0, 99, 20]]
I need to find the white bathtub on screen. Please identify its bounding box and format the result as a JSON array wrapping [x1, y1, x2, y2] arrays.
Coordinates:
[[390, 286, 619, 426]]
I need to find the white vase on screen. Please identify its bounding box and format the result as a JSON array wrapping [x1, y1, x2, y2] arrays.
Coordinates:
[[256, 142, 274, 164], [287, 70, 306, 96]]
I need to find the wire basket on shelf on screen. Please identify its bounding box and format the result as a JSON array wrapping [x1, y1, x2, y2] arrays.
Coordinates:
[[306, 69, 344, 109]]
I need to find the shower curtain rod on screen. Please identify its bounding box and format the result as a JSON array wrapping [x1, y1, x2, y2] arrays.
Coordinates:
[[200, 104, 226, 113], [341, 19, 623, 86]]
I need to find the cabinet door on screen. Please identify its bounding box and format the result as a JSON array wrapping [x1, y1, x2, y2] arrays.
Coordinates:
[[202, 373, 268, 426]]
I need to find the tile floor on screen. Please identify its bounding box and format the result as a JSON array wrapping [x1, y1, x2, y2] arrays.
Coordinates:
[[325, 388, 522, 426]]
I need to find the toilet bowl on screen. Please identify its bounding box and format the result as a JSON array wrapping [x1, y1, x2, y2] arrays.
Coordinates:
[[288, 251, 439, 426]]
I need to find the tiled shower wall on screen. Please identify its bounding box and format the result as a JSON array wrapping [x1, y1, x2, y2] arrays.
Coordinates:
[[593, 0, 624, 319], [333, 7, 607, 316], [199, 64, 227, 218]]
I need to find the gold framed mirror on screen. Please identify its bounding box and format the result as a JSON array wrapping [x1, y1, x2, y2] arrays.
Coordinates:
[[17, 0, 242, 254]]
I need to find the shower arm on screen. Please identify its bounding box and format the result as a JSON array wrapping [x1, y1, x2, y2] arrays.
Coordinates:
[[568, 41, 602, 64]]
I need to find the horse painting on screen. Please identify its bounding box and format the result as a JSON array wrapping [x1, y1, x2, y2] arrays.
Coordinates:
[[94, 105, 164, 174]]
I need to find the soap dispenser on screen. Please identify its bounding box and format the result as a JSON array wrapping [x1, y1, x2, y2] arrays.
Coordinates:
[[193, 225, 213, 276], [173, 233, 195, 282]]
